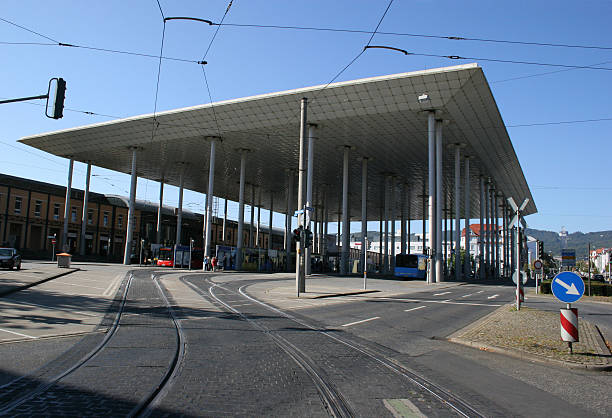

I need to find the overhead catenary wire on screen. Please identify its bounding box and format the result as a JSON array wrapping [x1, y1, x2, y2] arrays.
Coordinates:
[[211, 21, 612, 52], [364, 46, 612, 71]]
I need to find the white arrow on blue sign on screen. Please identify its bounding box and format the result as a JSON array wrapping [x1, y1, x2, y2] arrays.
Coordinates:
[[551, 271, 585, 303]]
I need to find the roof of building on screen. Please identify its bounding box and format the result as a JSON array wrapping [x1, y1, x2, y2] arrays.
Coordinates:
[[20, 64, 536, 221]]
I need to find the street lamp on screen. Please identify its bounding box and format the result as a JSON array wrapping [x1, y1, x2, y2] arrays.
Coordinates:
[[140, 238, 145, 267]]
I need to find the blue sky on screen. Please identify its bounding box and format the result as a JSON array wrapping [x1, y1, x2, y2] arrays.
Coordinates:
[[1, 0, 611, 235]]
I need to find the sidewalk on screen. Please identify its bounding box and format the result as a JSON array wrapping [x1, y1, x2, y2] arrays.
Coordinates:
[[0, 261, 78, 296], [242, 273, 465, 310], [448, 304, 611, 371]]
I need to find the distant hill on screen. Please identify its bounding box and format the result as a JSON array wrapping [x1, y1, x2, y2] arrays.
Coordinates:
[[525, 228, 612, 259]]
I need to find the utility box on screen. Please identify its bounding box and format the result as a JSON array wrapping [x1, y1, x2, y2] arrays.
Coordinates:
[[57, 252, 72, 268]]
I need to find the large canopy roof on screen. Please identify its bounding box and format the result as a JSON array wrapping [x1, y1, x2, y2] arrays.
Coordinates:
[[20, 63, 536, 221]]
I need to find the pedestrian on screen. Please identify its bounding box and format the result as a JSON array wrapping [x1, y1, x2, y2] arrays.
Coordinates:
[[211, 256, 218, 272], [204, 256, 209, 271]]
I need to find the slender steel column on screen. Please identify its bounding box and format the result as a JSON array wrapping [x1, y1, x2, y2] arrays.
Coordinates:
[[305, 124, 316, 275], [454, 145, 461, 282], [479, 177, 485, 279], [286, 171, 294, 272], [390, 177, 396, 273], [256, 188, 261, 247], [175, 173, 185, 245], [296, 98, 307, 293], [268, 192, 273, 251], [384, 176, 390, 273], [494, 193, 500, 278], [422, 192, 426, 258], [435, 121, 443, 282], [484, 181, 491, 277], [62, 158, 74, 252], [123, 148, 138, 265], [427, 111, 436, 283], [379, 207, 383, 269], [464, 156, 471, 278], [176, 172, 184, 247], [406, 184, 411, 255], [157, 179, 164, 244], [340, 146, 350, 275], [400, 183, 406, 255], [222, 198, 227, 242], [490, 185, 496, 277], [79, 162, 91, 256], [249, 184, 255, 248], [361, 158, 368, 274], [236, 150, 247, 270], [204, 139, 217, 256]]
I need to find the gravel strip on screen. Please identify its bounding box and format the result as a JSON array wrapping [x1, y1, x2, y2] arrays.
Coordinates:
[[449, 304, 612, 370]]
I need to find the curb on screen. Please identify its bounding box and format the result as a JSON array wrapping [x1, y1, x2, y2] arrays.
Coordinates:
[[447, 303, 612, 372], [448, 336, 612, 372], [0, 268, 80, 297]]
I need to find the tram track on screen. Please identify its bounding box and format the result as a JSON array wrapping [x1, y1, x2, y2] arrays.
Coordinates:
[[0, 271, 185, 417], [181, 276, 354, 418], [182, 275, 486, 418]]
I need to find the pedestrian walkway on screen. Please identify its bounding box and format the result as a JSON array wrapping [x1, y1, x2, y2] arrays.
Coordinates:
[[0, 261, 131, 342]]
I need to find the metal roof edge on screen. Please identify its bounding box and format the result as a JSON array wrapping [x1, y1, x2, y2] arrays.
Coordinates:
[[19, 63, 480, 143]]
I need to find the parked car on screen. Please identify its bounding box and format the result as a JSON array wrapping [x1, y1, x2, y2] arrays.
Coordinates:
[[0, 248, 21, 270], [593, 274, 605, 282]]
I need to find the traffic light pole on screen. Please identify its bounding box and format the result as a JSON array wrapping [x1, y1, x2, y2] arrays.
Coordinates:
[[0, 78, 66, 119]]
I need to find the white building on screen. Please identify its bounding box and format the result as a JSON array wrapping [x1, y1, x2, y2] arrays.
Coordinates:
[[591, 247, 611, 279]]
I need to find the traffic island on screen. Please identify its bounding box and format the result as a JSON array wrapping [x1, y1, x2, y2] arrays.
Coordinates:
[[448, 304, 612, 371]]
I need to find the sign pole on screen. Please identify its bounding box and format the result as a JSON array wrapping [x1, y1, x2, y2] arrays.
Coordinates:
[[516, 226, 521, 310], [363, 237, 368, 290]]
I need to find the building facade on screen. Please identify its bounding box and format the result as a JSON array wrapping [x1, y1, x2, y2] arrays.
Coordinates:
[[0, 174, 285, 261]]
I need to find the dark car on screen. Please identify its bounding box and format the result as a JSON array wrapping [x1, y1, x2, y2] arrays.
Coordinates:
[[0, 248, 21, 270], [593, 274, 605, 282]]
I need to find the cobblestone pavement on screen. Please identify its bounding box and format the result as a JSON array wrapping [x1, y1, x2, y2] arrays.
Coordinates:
[[149, 274, 487, 417], [449, 304, 612, 370], [1, 270, 180, 416]]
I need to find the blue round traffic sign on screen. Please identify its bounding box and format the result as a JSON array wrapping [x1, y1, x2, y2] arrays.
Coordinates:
[[551, 272, 585, 303]]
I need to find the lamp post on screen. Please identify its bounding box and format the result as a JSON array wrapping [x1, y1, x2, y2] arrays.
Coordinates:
[[140, 238, 145, 267], [189, 238, 194, 270]]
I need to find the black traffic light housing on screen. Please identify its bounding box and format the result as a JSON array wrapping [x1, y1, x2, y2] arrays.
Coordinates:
[[304, 228, 313, 248], [537, 240, 544, 260], [292, 226, 303, 244], [46, 77, 66, 119]]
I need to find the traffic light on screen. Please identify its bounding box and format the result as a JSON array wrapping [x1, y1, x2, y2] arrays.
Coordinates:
[[537, 241, 544, 260], [304, 228, 313, 248], [292, 226, 302, 244], [46, 77, 66, 119]]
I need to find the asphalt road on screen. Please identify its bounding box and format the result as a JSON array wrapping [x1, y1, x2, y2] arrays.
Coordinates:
[[0, 269, 610, 417]]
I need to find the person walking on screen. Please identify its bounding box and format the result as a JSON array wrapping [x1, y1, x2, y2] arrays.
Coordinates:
[[211, 256, 218, 272]]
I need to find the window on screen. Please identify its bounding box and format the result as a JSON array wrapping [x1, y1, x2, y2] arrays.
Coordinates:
[[53, 203, 61, 220], [118, 214, 123, 229], [87, 209, 94, 225], [14, 197, 22, 214], [71, 206, 77, 222], [103, 212, 109, 227], [34, 200, 42, 217]]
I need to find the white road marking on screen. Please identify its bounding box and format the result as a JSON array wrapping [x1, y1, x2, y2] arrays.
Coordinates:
[[476, 290, 484, 294], [0, 328, 37, 339], [53, 282, 107, 291], [461, 294, 473, 298], [404, 306, 426, 312], [441, 300, 502, 307], [487, 294, 499, 299], [103, 273, 125, 296], [433, 292, 451, 296], [341, 316, 381, 327]]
